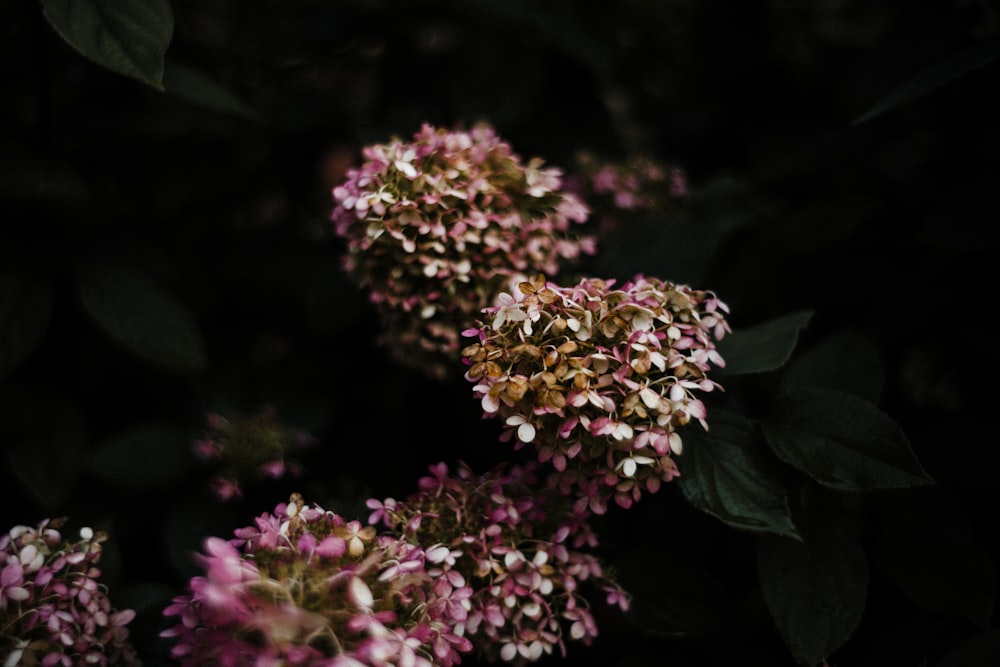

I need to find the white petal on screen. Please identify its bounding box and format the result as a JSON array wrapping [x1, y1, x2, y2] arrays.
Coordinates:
[[639, 387, 660, 409], [517, 422, 536, 443], [348, 576, 374, 609], [426, 545, 451, 563], [669, 432, 683, 456], [632, 310, 653, 330], [500, 643, 518, 662], [394, 159, 418, 178]]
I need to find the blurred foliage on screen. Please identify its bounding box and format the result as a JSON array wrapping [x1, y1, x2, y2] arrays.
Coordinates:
[[2, 0, 999, 665]]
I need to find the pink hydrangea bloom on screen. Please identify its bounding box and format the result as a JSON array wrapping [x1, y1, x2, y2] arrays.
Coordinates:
[[193, 406, 317, 501], [0, 518, 139, 666], [373, 461, 630, 665], [161, 494, 471, 667], [566, 151, 689, 235], [331, 122, 596, 379], [462, 273, 730, 511]]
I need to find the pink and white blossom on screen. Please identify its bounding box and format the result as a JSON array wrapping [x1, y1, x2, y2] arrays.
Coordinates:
[[331, 122, 596, 379], [463, 274, 730, 512]]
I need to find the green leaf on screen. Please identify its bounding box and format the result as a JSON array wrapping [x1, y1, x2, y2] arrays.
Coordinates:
[[593, 220, 736, 286], [163, 61, 263, 122], [41, 0, 174, 91], [757, 500, 869, 666], [714, 310, 814, 376], [761, 386, 932, 493], [90, 423, 194, 488], [676, 409, 799, 539], [0, 272, 53, 377], [78, 265, 207, 374], [873, 488, 996, 629], [852, 36, 1000, 125], [777, 329, 885, 404]]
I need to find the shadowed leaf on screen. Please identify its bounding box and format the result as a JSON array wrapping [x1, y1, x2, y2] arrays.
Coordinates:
[[676, 409, 799, 539], [762, 386, 932, 493], [715, 310, 814, 376], [78, 265, 207, 374], [90, 423, 194, 488], [778, 329, 885, 404], [164, 61, 262, 122], [757, 500, 868, 666], [41, 0, 174, 91], [852, 36, 1000, 125], [593, 220, 736, 286]]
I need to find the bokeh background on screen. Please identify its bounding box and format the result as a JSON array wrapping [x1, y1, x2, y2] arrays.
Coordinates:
[[2, 1, 998, 665]]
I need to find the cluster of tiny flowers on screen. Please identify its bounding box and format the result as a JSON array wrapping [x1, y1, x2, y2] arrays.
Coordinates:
[[192, 407, 317, 501], [368, 461, 630, 665], [0, 518, 138, 667], [331, 122, 596, 379], [566, 151, 688, 235], [161, 493, 471, 667], [461, 274, 730, 512]]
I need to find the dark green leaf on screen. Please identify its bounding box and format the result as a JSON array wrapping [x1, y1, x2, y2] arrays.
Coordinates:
[[777, 329, 885, 404], [78, 265, 207, 374], [593, 220, 735, 286], [163, 61, 262, 122], [874, 488, 996, 629], [757, 501, 868, 666], [852, 36, 1000, 125], [90, 423, 194, 488], [0, 272, 53, 377], [714, 310, 814, 376], [41, 0, 174, 91], [676, 409, 799, 539], [761, 386, 932, 493]]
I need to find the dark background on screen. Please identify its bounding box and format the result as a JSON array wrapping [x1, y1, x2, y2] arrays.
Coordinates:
[[2, 1, 998, 665]]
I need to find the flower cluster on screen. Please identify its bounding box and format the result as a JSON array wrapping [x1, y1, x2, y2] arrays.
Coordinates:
[[370, 461, 630, 664], [331, 122, 596, 379], [1, 518, 138, 666], [161, 493, 471, 667], [193, 407, 317, 501], [567, 151, 688, 235], [462, 274, 730, 512]]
